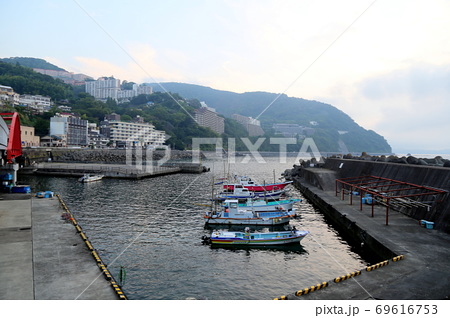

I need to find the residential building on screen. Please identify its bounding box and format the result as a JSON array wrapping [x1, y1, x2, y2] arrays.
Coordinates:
[[88, 123, 109, 148], [100, 119, 166, 148], [19, 94, 52, 113], [85, 77, 153, 101], [194, 104, 224, 134], [0, 85, 20, 106], [33, 68, 93, 86], [85, 77, 121, 101], [232, 114, 264, 136], [50, 113, 88, 147], [272, 123, 315, 138], [21, 126, 40, 147]]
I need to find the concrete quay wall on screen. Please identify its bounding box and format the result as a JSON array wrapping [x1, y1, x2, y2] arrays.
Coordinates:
[[22, 148, 202, 164], [294, 158, 450, 233], [280, 167, 450, 300]]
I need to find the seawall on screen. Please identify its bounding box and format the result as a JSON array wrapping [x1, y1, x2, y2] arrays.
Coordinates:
[[293, 158, 450, 233], [278, 158, 450, 300]]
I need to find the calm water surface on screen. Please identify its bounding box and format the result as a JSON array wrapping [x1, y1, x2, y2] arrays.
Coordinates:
[[22, 157, 367, 300]]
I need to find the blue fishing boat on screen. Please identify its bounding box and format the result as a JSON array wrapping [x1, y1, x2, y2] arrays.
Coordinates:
[[204, 199, 296, 226], [203, 227, 309, 246]]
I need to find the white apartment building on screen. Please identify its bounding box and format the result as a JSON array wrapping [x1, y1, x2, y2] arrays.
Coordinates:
[[86, 77, 153, 101], [85, 77, 121, 100], [102, 120, 166, 148], [19, 94, 52, 112]]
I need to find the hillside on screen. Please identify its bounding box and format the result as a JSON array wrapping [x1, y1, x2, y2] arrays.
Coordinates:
[[149, 82, 392, 153], [0, 57, 66, 71]]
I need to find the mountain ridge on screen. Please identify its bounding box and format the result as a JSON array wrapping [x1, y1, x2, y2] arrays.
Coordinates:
[[148, 82, 392, 153]]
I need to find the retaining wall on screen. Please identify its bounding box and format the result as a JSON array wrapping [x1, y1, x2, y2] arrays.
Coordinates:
[[322, 159, 450, 233]]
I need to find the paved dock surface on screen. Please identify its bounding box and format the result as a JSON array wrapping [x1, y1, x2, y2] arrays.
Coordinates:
[[0, 193, 118, 300], [281, 176, 450, 300]]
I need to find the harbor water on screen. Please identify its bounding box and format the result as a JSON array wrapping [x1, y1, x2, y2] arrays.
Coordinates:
[[21, 157, 367, 300]]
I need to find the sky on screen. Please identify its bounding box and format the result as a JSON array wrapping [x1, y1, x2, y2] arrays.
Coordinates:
[[1, 0, 450, 154]]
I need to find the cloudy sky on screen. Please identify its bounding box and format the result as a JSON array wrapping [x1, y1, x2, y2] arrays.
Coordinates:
[[2, 0, 450, 154]]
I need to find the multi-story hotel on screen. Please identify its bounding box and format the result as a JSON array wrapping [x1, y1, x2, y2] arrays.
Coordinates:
[[194, 104, 224, 134], [101, 119, 166, 148]]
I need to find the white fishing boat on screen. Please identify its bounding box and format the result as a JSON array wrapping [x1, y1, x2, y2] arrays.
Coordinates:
[[215, 185, 286, 201], [202, 227, 309, 246], [78, 174, 104, 183], [237, 198, 301, 212], [223, 176, 292, 192], [204, 199, 295, 226]]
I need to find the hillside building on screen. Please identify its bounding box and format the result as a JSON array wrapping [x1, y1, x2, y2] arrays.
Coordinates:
[[33, 68, 93, 86], [100, 118, 166, 148], [194, 104, 224, 134], [272, 123, 315, 138], [232, 114, 264, 136], [0, 85, 20, 106], [19, 94, 52, 113], [85, 77, 153, 102]]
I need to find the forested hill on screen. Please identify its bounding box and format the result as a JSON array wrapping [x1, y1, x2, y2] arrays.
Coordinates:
[[149, 82, 392, 153], [0, 57, 66, 71]]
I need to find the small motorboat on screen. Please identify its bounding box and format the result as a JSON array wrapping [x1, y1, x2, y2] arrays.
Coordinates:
[[202, 227, 309, 246], [204, 199, 296, 226], [78, 174, 104, 183], [215, 185, 287, 201], [223, 176, 292, 192], [237, 198, 301, 212]]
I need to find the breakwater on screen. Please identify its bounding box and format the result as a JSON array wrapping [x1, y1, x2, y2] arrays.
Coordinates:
[[22, 148, 201, 164], [18, 148, 208, 178], [287, 158, 450, 233], [281, 158, 450, 300]]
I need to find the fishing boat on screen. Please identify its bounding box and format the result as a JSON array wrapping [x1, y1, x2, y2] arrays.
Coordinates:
[[78, 174, 104, 183], [215, 185, 287, 201], [223, 176, 292, 192], [237, 198, 301, 212], [204, 199, 295, 226], [202, 227, 309, 246]]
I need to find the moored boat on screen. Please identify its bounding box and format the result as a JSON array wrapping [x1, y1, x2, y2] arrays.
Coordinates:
[[204, 199, 295, 226], [223, 176, 292, 192], [202, 227, 309, 246], [237, 198, 301, 212], [78, 174, 104, 183], [215, 185, 287, 201]]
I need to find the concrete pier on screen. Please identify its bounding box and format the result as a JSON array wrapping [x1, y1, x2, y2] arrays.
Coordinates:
[[23, 162, 182, 179], [0, 193, 119, 300], [276, 168, 450, 300]]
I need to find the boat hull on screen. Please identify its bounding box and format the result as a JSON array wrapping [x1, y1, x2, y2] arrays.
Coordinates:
[[204, 215, 291, 226], [238, 199, 300, 212], [215, 191, 285, 201], [224, 181, 292, 192], [209, 231, 308, 246]]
